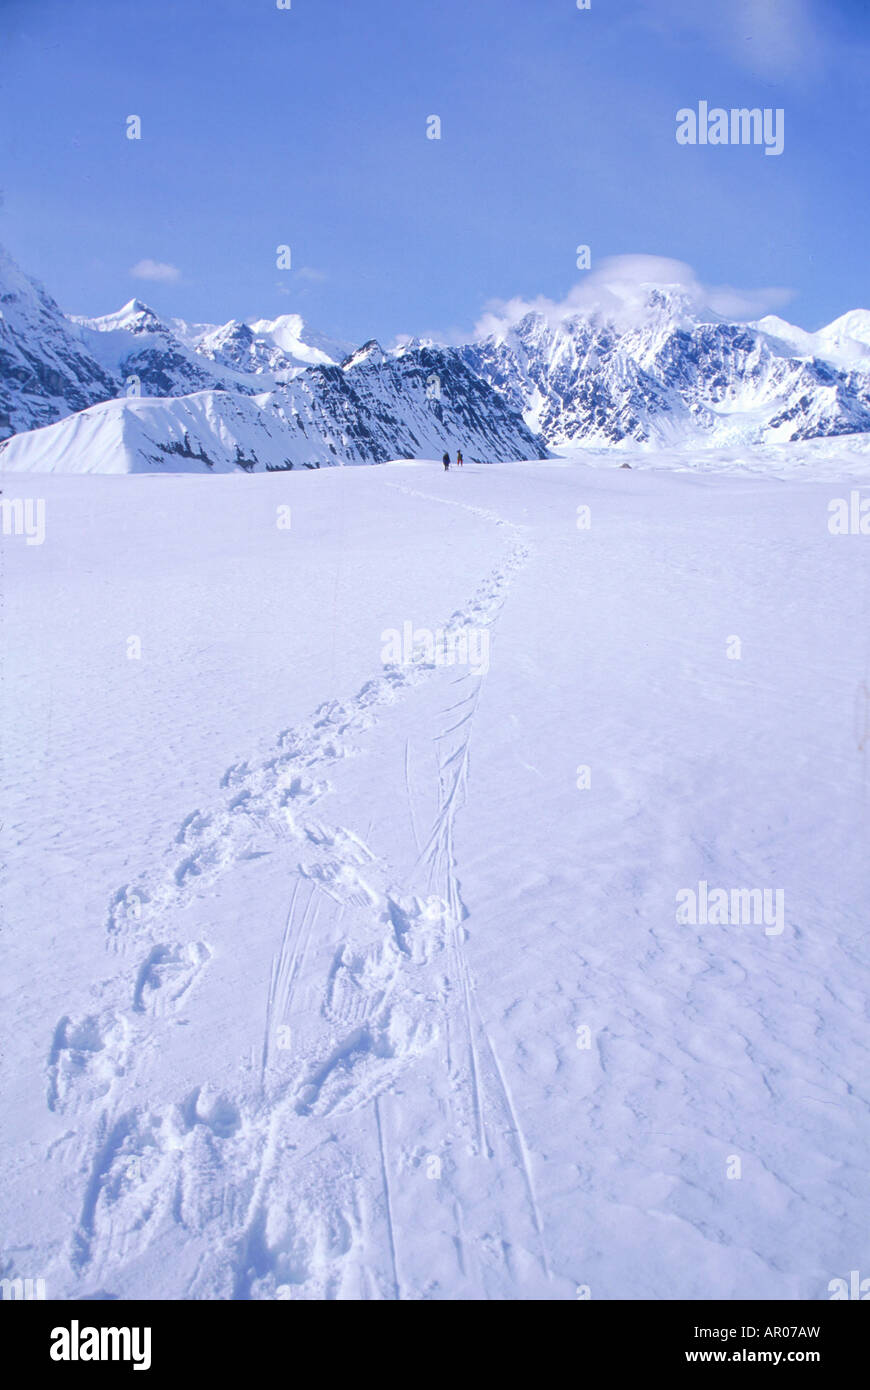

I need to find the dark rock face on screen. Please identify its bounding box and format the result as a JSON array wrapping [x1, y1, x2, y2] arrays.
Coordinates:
[[0, 252, 118, 438]]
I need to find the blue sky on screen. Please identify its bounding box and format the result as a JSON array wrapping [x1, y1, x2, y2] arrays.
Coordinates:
[[0, 0, 868, 344]]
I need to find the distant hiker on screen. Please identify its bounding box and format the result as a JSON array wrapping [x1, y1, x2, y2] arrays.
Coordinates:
[[443, 452, 450, 471], [457, 450, 463, 467]]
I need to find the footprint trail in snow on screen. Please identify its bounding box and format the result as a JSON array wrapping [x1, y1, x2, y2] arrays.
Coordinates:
[[43, 482, 547, 1299]]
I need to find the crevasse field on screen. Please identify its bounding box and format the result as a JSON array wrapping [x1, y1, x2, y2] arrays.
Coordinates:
[[2, 450, 869, 1300]]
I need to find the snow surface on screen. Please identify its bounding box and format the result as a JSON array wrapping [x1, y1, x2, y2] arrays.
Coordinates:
[[1, 451, 869, 1300]]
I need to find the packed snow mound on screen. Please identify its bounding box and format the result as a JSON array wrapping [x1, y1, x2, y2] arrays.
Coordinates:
[[0, 393, 299, 475]]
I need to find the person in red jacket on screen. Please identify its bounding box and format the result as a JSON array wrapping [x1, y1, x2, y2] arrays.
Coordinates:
[[457, 449, 463, 467]]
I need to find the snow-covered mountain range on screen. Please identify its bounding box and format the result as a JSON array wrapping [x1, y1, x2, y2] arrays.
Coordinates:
[[0, 345, 547, 475], [458, 286, 870, 449], [70, 298, 355, 395], [0, 247, 542, 471], [4, 243, 870, 471]]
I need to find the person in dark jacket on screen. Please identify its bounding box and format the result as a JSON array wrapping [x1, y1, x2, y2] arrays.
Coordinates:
[[442, 452, 450, 471]]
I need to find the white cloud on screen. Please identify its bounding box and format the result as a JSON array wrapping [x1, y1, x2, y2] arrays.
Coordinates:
[[130, 258, 181, 283], [470, 255, 795, 341]]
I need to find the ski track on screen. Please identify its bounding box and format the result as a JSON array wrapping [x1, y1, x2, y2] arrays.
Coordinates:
[[374, 1096, 401, 1301], [44, 476, 547, 1299]]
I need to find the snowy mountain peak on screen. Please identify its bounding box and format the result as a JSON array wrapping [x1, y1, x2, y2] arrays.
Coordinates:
[[393, 336, 438, 354], [754, 315, 817, 356], [752, 310, 870, 369], [80, 299, 166, 335], [197, 319, 254, 352], [342, 340, 387, 370], [815, 309, 870, 366], [246, 313, 350, 367], [249, 311, 305, 344], [821, 308, 870, 342]]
